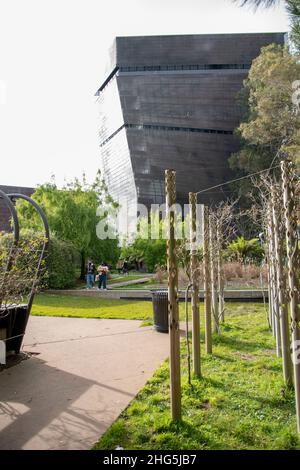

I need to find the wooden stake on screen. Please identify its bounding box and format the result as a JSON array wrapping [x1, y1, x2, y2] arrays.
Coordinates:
[[267, 204, 278, 341], [281, 160, 300, 435], [203, 206, 212, 354], [267, 259, 273, 331], [217, 223, 225, 323], [265, 218, 273, 331], [189, 192, 201, 377], [269, 198, 282, 357], [165, 169, 181, 421], [272, 186, 293, 385], [209, 214, 219, 334]]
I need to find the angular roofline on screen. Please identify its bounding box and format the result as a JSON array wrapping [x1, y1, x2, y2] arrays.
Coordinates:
[[95, 32, 287, 96], [115, 31, 287, 40]]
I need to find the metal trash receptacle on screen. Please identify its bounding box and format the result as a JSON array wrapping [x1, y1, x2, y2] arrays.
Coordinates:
[[151, 290, 169, 333]]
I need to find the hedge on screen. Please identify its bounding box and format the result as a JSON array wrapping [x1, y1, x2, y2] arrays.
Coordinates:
[[46, 238, 80, 289]]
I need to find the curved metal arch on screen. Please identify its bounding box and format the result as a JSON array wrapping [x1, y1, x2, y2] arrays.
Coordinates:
[[0, 189, 20, 242], [7, 193, 50, 312], [8, 193, 50, 243], [0, 190, 20, 310]]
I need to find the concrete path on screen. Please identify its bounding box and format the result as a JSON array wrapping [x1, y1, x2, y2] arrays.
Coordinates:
[[0, 316, 171, 450], [107, 277, 151, 288]]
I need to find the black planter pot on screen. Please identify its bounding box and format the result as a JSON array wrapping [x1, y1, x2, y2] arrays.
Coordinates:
[[0, 304, 29, 354]]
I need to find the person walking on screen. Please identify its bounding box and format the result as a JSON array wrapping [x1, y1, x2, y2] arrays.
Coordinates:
[[86, 260, 96, 289], [97, 262, 109, 290], [122, 260, 129, 276]]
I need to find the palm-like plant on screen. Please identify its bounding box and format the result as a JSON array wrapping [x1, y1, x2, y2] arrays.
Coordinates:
[[286, 1, 300, 51], [235, 0, 278, 7], [227, 236, 264, 264], [235, 0, 300, 52]]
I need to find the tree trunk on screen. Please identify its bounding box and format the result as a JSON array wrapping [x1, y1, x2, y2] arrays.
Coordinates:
[[217, 225, 225, 323], [209, 215, 219, 334], [272, 186, 293, 385], [269, 201, 282, 357], [165, 169, 181, 421], [266, 211, 275, 335], [282, 160, 300, 435], [203, 207, 212, 354], [267, 250, 273, 331], [80, 251, 86, 281], [189, 192, 201, 377]]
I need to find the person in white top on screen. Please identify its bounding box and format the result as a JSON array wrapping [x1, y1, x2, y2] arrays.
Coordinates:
[[97, 262, 109, 290]]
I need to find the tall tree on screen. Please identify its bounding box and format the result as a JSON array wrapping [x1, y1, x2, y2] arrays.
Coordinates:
[[16, 171, 120, 279], [230, 44, 300, 178]]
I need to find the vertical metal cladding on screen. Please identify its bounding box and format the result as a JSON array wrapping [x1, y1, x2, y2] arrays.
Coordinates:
[[96, 33, 286, 210], [97, 76, 137, 211]]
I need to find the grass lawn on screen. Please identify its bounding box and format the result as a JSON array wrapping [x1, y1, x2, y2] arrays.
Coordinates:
[[31, 295, 299, 449], [32, 293, 192, 321], [32, 293, 156, 321], [94, 303, 300, 450]]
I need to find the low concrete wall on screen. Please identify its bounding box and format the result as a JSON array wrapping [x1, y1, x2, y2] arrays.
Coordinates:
[[46, 289, 268, 302]]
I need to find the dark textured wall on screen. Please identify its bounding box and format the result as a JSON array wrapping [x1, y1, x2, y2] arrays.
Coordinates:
[[113, 33, 286, 67], [98, 33, 286, 209], [117, 70, 246, 130], [0, 185, 34, 232], [126, 128, 240, 206]]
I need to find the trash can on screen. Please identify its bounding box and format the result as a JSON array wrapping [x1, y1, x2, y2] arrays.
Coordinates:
[[151, 290, 169, 333]]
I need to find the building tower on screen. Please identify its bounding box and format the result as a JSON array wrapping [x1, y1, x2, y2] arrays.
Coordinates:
[[96, 33, 285, 214]]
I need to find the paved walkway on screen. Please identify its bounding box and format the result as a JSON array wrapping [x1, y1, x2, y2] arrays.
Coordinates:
[[107, 277, 150, 288], [0, 316, 171, 450]]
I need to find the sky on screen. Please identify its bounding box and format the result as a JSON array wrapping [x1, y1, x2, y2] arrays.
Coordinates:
[[0, 0, 289, 188]]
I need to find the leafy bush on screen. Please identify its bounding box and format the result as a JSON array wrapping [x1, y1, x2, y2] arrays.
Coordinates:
[[121, 238, 167, 273], [227, 237, 264, 264], [46, 238, 80, 289], [143, 239, 167, 272], [15, 171, 120, 279], [88, 237, 120, 268], [0, 231, 47, 308]]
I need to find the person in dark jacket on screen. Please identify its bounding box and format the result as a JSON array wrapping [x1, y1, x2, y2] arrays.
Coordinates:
[[122, 260, 129, 276], [86, 260, 96, 289]]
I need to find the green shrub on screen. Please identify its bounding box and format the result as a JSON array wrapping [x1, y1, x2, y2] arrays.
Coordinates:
[[46, 238, 80, 289], [0, 231, 48, 304], [121, 237, 167, 272], [227, 237, 264, 264]]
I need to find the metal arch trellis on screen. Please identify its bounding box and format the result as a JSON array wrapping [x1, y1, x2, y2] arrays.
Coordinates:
[[8, 193, 50, 312], [0, 192, 49, 356], [0, 189, 20, 308]]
